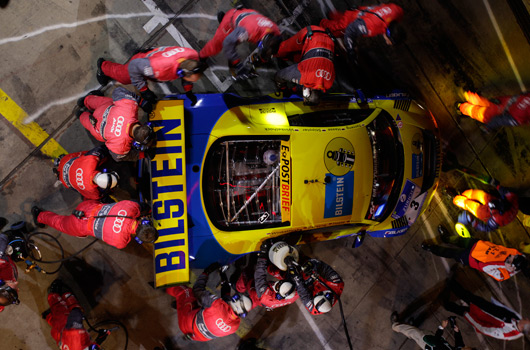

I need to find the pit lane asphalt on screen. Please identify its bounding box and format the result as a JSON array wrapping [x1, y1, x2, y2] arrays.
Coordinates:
[[1, 0, 530, 349]]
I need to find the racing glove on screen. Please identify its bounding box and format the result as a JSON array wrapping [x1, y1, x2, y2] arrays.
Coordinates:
[[185, 91, 198, 106], [259, 239, 273, 257], [140, 89, 157, 113], [233, 62, 256, 81]]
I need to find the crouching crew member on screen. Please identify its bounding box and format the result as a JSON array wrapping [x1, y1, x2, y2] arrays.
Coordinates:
[[235, 241, 298, 310], [44, 279, 98, 350], [31, 200, 158, 250], [166, 263, 251, 341], [53, 145, 118, 200], [96, 46, 206, 109], [287, 257, 344, 315], [78, 87, 156, 162], [0, 225, 19, 312], [319, 3, 404, 60], [199, 7, 281, 80], [274, 25, 335, 105]]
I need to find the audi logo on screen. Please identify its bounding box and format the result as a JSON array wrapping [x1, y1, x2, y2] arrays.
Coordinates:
[[315, 69, 332, 81], [257, 18, 273, 27], [161, 47, 185, 57], [114, 116, 124, 136], [75, 168, 85, 190], [112, 209, 128, 233], [215, 318, 231, 332]]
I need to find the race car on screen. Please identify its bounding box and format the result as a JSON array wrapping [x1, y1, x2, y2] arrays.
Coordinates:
[[144, 92, 442, 287]]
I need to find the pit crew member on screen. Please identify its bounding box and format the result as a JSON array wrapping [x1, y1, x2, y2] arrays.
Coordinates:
[[166, 263, 251, 341], [97, 46, 205, 108], [199, 7, 281, 80], [31, 200, 158, 250], [422, 225, 529, 281], [286, 256, 344, 315], [319, 3, 404, 60], [457, 90, 530, 128], [453, 185, 519, 232], [274, 25, 335, 106], [0, 221, 19, 313], [78, 87, 156, 162], [53, 145, 118, 200], [44, 279, 98, 350]]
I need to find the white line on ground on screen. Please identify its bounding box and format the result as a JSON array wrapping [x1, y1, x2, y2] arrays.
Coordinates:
[[0, 13, 215, 46], [296, 299, 333, 350], [482, 0, 527, 92], [24, 85, 101, 124]]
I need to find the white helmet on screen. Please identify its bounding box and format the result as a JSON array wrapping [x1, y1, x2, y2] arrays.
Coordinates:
[[229, 294, 252, 317], [93, 172, 119, 190], [269, 241, 299, 271], [272, 280, 296, 300], [314, 290, 333, 313]]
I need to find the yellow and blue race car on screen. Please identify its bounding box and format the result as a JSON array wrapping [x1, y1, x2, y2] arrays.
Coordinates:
[[145, 93, 442, 287]]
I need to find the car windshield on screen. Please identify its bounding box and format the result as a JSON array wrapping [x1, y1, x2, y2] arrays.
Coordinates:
[[365, 110, 404, 222], [203, 137, 287, 230]]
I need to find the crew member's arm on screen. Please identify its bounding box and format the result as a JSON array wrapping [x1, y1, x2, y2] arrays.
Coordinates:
[[254, 255, 270, 299], [192, 271, 218, 308], [85, 145, 109, 162], [0, 233, 8, 260], [127, 58, 152, 92], [313, 259, 344, 296], [223, 27, 249, 65]]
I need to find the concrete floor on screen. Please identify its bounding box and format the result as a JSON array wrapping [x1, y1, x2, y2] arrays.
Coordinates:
[[1, 0, 530, 349]]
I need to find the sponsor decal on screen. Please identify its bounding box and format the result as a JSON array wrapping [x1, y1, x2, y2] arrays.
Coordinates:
[[111, 116, 124, 136], [315, 69, 332, 81], [215, 318, 232, 332], [392, 180, 418, 219], [112, 209, 128, 233], [324, 137, 355, 176], [324, 173, 354, 218], [75, 168, 85, 190], [257, 18, 273, 27], [259, 107, 276, 114], [150, 100, 189, 287], [411, 133, 423, 179], [396, 114, 403, 128], [280, 141, 291, 222], [161, 47, 185, 57]]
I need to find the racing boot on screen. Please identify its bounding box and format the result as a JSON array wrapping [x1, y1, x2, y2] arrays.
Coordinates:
[[31, 206, 45, 228], [77, 90, 104, 108], [421, 242, 433, 252], [48, 279, 72, 295], [0, 217, 7, 231], [96, 58, 110, 86], [217, 11, 225, 24], [437, 224, 452, 243]]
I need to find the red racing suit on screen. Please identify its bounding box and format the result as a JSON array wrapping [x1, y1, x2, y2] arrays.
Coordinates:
[[320, 3, 403, 38], [459, 91, 530, 127], [101, 46, 199, 93], [167, 272, 240, 341], [0, 256, 18, 313], [464, 299, 523, 340], [56, 145, 107, 200], [467, 240, 523, 281], [37, 200, 141, 249], [454, 186, 519, 231], [236, 256, 299, 310], [46, 292, 94, 350], [79, 87, 143, 162], [199, 8, 280, 65], [275, 26, 335, 92], [290, 259, 344, 315]]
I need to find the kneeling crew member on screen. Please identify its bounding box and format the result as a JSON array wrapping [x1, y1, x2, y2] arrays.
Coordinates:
[[275, 25, 335, 106], [78, 87, 156, 162], [32, 200, 158, 250], [45, 279, 98, 350], [97, 46, 205, 109], [0, 224, 19, 312], [53, 145, 118, 200], [166, 263, 251, 341]]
